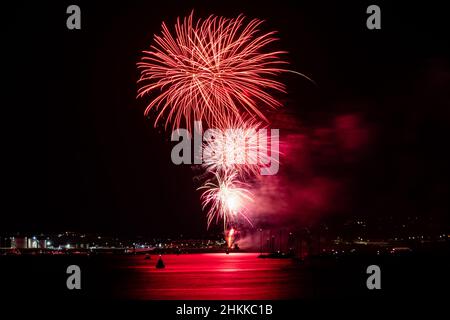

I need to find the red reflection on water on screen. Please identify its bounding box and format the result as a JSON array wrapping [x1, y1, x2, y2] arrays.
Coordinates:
[[113, 253, 306, 300]]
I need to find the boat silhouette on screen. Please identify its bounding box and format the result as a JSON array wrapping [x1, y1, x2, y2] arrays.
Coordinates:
[[156, 255, 165, 269]]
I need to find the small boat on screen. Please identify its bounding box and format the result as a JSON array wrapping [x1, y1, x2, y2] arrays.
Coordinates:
[[156, 255, 165, 269]]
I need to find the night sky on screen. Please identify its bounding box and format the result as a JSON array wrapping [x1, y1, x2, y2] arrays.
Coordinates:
[[3, 1, 449, 237]]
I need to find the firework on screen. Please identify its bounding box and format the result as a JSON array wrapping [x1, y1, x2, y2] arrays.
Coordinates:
[[136, 13, 302, 236], [226, 227, 236, 248], [199, 171, 253, 230], [202, 117, 279, 177], [137, 12, 288, 131]]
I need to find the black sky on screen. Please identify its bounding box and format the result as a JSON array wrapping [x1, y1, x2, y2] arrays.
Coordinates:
[[3, 1, 449, 237]]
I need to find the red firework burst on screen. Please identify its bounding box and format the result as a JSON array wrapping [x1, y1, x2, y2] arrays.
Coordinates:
[[137, 12, 288, 131]]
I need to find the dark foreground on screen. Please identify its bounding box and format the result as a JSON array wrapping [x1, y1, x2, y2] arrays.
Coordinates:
[[0, 251, 448, 301]]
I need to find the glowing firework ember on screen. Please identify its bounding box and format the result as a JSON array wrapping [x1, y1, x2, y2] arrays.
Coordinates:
[[199, 172, 254, 230], [137, 12, 288, 131]]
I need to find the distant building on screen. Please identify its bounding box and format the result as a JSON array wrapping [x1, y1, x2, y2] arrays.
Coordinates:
[[39, 239, 47, 249], [11, 236, 27, 248], [27, 237, 39, 248]]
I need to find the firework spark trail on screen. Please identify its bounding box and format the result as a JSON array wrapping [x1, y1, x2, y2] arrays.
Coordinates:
[[137, 12, 288, 131], [198, 171, 254, 230], [227, 227, 236, 248]]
